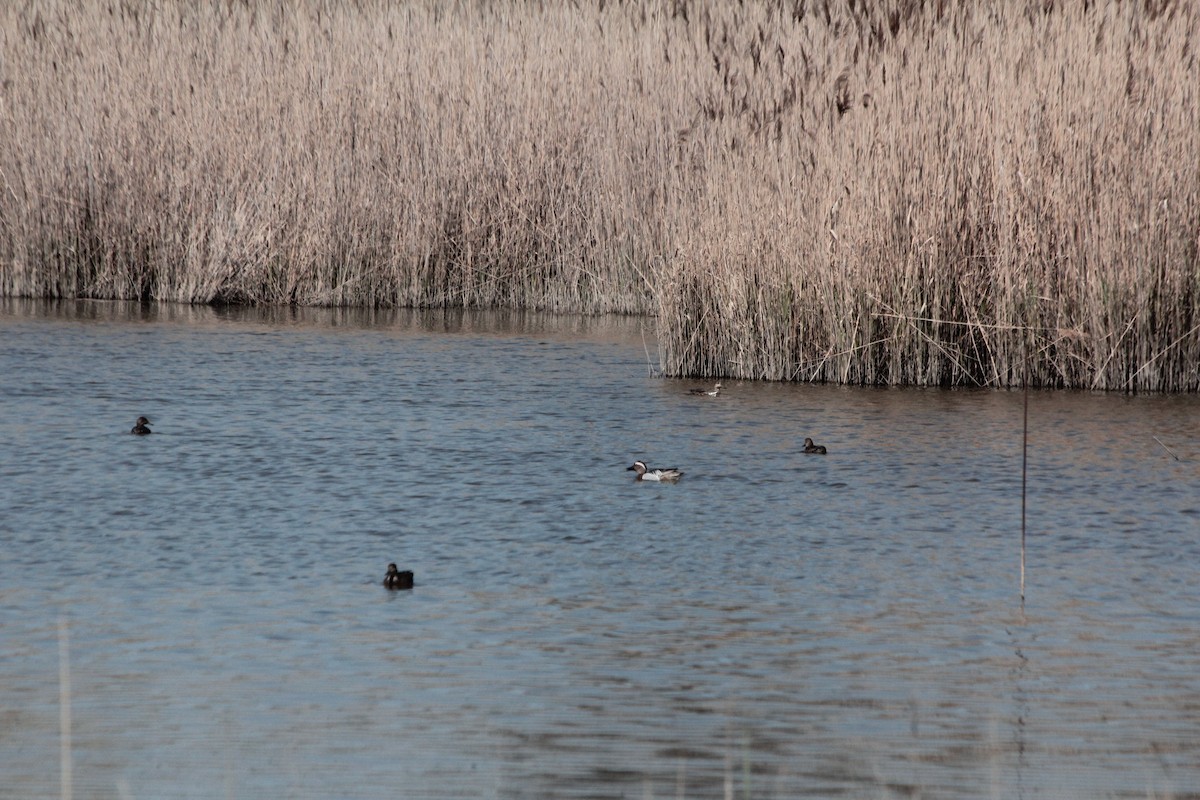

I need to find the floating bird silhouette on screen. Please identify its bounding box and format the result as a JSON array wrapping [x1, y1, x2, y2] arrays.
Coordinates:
[[383, 563, 414, 590]]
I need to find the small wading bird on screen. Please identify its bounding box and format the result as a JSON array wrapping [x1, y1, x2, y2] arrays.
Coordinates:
[[627, 460, 684, 482], [130, 416, 152, 435], [383, 563, 414, 590], [803, 437, 827, 454], [688, 382, 722, 397]]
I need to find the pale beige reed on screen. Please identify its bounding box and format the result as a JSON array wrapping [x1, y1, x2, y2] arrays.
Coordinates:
[[1, 1, 1196, 389]]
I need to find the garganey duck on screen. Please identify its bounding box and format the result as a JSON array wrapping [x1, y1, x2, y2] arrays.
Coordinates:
[[383, 563, 414, 590], [688, 382, 722, 397], [130, 416, 152, 435], [627, 460, 684, 482], [803, 437, 827, 454]]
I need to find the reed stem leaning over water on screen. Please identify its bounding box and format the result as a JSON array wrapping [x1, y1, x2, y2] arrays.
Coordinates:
[[1, 1, 1197, 390], [1153, 435, 1182, 462]]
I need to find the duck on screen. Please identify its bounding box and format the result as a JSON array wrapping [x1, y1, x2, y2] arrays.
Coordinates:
[[130, 416, 152, 435], [803, 437, 827, 454], [688, 382, 722, 397], [627, 460, 684, 482], [383, 563, 414, 590]]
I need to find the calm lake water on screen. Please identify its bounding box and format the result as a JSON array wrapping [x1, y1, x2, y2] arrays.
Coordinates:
[[2, 299, 1199, 799]]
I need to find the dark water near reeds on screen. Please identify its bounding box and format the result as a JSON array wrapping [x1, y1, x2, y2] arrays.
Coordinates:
[[2, 299, 1199, 800]]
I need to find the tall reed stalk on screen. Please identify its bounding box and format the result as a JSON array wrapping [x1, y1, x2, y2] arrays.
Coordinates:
[[1, 0, 1197, 390]]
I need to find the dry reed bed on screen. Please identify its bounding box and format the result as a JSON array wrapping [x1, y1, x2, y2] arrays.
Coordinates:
[[1, 1, 1197, 389]]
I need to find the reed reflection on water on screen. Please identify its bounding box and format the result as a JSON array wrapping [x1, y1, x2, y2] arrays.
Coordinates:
[[1, 300, 1198, 799]]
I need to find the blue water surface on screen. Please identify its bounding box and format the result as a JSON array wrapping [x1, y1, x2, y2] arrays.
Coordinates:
[[1, 299, 1198, 799]]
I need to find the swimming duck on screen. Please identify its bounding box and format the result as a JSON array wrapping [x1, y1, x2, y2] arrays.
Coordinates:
[[627, 460, 684, 482], [688, 382, 722, 397], [383, 563, 414, 590], [130, 416, 152, 435], [803, 437, 827, 454]]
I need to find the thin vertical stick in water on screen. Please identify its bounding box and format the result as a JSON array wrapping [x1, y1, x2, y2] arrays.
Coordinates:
[[59, 616, 73, 800], [1020, 379, 1029, 607]]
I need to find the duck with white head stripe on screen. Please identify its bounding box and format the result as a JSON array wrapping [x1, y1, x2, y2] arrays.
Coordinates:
[[627, 460, 684, 482]]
